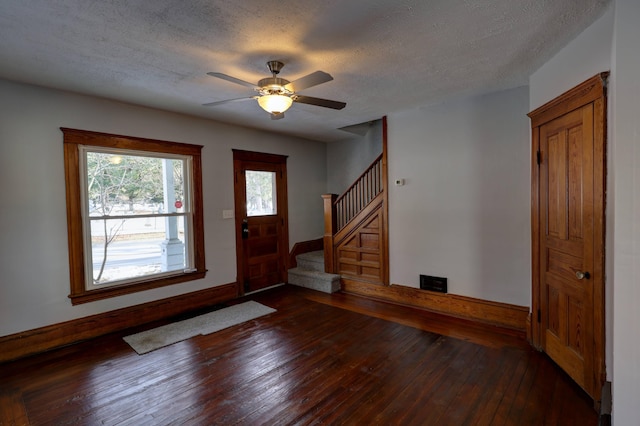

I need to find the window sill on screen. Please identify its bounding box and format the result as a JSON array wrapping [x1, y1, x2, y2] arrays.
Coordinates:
[[68, 270, 207, 305]]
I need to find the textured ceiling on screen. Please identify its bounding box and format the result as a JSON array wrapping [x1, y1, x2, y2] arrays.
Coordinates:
[[0, 0, 611, 142]]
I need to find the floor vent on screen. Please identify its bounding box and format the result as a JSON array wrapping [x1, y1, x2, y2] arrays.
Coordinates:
[[420, 275, 447, 293]]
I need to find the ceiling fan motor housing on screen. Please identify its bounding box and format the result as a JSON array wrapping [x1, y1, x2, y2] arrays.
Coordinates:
[[257, 77, 292, 96]]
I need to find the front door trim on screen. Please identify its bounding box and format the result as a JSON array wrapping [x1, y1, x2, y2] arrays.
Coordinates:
[[528, 72, 608, 404]]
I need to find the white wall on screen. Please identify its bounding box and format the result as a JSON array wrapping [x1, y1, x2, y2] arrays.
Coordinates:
[[326, 120, 383, 194], [529, 6, 614, 111], [611, 0, 640, 423], [387, 87, 531, 306], [0, 79, 326, 337]]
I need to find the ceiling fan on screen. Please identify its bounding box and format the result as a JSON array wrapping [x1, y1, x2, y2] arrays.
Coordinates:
[[203, 61, 346, 120]]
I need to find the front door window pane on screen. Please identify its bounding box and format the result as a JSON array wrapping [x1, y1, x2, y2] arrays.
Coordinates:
[[246, 170, 277, 216]]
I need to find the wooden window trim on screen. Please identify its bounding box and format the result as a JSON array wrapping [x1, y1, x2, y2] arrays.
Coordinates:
[[62, 128, 206, 305]]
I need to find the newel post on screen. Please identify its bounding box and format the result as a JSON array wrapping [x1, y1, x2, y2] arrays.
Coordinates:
[[322, 194, 337, 273]]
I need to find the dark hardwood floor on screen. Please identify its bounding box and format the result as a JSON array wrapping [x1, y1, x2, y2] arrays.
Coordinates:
[[0, 285, 597, 425]]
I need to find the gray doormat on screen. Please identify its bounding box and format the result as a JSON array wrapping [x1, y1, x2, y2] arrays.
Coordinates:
[[123, 301, 276, 354]]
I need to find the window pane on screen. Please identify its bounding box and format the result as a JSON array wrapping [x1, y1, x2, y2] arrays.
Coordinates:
[[246, 170, 277, 216], [84, 151, 191, 288], [86, 152, 186, 216], [89, 216, 186, 286]]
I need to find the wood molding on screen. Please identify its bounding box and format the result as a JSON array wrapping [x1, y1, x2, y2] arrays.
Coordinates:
[[288, 238, 323, 269], [530, 124, 542, 349], [231, 149, 288, 163], [322, 194, 338, 273], [381, 116, 389, 285], [527, 72, 609, 127], [0, 283, 237, 363], [341, 279, 529, 331]]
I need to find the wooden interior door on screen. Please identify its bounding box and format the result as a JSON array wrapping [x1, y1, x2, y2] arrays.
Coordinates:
[[233, 150, 289, 294], [529, 74, 607, 404]]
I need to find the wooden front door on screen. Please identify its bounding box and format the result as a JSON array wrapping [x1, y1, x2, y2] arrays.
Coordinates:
[[529, 74, 607, 403], [233, 150, 289, 294]]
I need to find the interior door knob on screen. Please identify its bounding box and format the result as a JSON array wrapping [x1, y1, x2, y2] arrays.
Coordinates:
[[576, 271, 591, 280]]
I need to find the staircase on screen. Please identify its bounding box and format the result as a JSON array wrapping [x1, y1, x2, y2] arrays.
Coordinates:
[[322, 152, 387, 285], [288, 251, 341, 293]]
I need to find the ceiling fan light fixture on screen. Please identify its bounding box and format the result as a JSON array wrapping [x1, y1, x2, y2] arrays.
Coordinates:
[[257, 94, 293, 114]]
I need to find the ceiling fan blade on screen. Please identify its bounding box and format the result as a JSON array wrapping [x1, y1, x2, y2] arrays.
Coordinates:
[[292, 95, 346, 110], [284, 71, 333, 92], [206, 72, 259, 90], [271, 112, 285, 120], [202, 97, 257, 107]]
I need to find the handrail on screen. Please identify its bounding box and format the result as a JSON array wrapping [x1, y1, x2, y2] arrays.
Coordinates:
[[333, 154, 383, 231]]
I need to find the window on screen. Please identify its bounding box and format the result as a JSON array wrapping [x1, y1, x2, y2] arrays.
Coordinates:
[[63, 128, 206, 304], [245, 170, 277, 216]]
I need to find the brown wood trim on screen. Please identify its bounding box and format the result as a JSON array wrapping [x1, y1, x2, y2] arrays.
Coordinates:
[[381, 116, 389, 285], [61, 127, 204, 155], [380, 115, 391, 285], [279, 162, 290, 286], [62, 128, 207, 305], [192, 151, 207, 275], [288, 238, 323, 269], [0, 283, 237, 363], [231, 149, 288, 163], [530, 124, 541, 349], [527, 72, 609, 127], [322, 194, 337, 273], [69, 271, 207, 305], [592, 95, 607, 393], [342, 279, 529, 331], [63, 140, 85, 300]]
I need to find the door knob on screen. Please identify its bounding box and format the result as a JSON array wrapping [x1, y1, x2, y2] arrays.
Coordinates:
[[575, 271, 591, 280]]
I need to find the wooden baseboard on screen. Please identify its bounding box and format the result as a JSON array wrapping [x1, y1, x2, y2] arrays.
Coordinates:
[[288, 238, 323, 268], [341, 279, 529, 331], [0, 283, 238, 363]]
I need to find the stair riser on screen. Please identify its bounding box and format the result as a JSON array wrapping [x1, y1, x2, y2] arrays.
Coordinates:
[[288, 272, 340, 294], [296, 258, 325, 272]]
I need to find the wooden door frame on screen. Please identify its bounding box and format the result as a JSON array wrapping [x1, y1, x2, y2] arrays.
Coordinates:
[[232, 149, 289, 296], [528, 73, 608, 402]]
